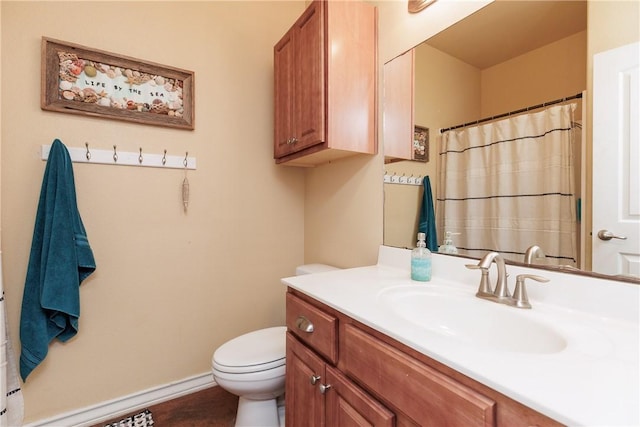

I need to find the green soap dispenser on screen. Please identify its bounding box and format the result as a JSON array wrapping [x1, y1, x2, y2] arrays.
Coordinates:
[[411, 232, 432, 281]]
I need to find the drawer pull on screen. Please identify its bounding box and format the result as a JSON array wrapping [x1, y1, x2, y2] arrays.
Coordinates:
[[296, 315, 314, 333], [319, 384, 332, 394], [310, 374, 321, 385]]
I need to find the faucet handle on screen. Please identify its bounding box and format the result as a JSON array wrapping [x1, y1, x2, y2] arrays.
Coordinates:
[[513, 274, 549, 309], [466, 264, 493, 296]]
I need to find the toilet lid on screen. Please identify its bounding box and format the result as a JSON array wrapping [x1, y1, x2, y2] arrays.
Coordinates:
[[213, 326, 286, 374]]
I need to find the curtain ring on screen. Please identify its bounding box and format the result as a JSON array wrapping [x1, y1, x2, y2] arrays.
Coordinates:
[[85, 142, 91, 161], [113, 145, 118, 162], [162, 149, 167, 166], [183, 151, 188, 168], [138, 147, 144, 164]]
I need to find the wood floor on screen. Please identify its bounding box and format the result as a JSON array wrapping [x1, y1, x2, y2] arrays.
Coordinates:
[[93, 386, 238, 427]]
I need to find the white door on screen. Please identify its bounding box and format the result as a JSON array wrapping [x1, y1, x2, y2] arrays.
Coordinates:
[[592, 41, 640, 277]]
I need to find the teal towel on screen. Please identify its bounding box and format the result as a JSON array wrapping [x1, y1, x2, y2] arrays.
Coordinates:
[[19, 139, 96, 381], [418, 176, 438, 252]]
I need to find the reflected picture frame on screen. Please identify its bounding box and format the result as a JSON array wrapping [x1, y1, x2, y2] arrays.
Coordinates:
[[413, 125, 429, 162], [41, 37, 195, 130]]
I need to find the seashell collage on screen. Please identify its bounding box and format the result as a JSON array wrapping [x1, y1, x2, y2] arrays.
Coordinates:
[[56, 50, 184, 117]]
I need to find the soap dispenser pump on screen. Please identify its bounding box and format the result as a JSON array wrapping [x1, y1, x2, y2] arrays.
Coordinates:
[[438, 231, 460, 255], [411, 232, 432, 282]]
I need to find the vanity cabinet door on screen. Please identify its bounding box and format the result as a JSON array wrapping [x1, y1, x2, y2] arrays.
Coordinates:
[[325, 365, 395, 426], [287, 332, 395, 427], [286, 332, 325, 427]]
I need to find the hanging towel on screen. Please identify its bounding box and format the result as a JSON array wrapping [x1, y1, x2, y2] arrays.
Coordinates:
[[19, 139, 96, 381], [1, 251, 24, 427], [418, 176, 438, 252]]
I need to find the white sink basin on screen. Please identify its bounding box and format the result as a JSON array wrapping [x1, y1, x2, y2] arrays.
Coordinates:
[[379, 285, 568, 354]]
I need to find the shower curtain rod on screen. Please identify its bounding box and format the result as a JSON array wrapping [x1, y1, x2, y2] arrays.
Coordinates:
[[440, 92, 583, 133]]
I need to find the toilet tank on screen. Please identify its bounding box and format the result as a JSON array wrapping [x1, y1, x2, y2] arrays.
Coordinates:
[[295, 263, 340, 276]]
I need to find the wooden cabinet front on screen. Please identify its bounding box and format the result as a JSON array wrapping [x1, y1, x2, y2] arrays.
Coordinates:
[[286, 288, 563, 427], [274, 0, 376, 166], [342, 323, 496, 426], [274, 1, 325, 160], [286, 332, 394, 427], [383, 49, 415, 161], [286, 332, 325, 427]]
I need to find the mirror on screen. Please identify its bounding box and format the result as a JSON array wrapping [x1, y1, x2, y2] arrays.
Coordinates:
[[382, 1, 639, 283]]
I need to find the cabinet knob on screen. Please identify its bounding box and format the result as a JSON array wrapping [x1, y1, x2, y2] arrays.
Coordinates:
[[310, 374, 321, 385], [319, 384, 332, 394], [296, 315, 314, 333], [287, 137, 298, 145]]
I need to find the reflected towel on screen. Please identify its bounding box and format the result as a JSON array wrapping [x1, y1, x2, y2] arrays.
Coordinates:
[[418, 176, 438, 252], [19, 139, 96, 381]]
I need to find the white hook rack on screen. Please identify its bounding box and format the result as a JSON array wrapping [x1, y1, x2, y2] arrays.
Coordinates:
[[41, 144, 196, 170], [383, 172, 423, 186]]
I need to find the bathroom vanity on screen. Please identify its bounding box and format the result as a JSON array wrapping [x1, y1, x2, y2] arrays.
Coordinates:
[[283, 246, 640, 426]]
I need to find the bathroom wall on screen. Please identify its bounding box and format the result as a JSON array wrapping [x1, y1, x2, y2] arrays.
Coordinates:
[[1, 1, 305, 422], [481, 31, 587, 118]]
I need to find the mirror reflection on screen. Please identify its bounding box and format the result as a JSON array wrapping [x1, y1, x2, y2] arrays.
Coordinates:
[[382, 1, 638, 280]]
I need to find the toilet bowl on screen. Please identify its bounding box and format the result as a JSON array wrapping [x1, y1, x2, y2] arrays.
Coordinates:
[[212, 326, 287, 427], [211, 264, 339, 427]]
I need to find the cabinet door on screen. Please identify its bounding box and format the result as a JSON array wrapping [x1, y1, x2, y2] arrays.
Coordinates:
[[293, 0, 325, 152], [286, 333, 325, 427], [324, 366, 395, 427], [383, 49, 414, 160], [343, 324, 496, 427], [274, 27, 295, 159]]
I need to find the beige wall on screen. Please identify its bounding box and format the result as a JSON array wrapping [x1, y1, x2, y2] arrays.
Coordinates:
[[481, 31, 587, 117], [1, 1, 305, 422]]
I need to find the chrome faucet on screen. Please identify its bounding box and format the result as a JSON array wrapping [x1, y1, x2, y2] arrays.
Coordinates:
[[524, 245, 546, 265], [477, 252, 510, 299], [466, 251, 549, 309]]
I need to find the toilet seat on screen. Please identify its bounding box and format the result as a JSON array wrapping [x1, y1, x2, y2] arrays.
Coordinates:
[[212, 326, 286, 374]]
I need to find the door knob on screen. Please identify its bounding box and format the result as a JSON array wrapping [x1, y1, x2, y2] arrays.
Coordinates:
[[597, 230, 627, 241]]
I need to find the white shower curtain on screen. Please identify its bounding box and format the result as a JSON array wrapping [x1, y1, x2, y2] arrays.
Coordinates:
[[437, 103, 578, 266]]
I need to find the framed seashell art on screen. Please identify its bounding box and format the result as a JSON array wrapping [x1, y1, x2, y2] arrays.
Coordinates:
[[41, 37, 195, 130]]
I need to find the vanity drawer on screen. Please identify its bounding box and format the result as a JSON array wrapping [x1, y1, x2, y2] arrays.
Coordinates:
[[286, 292, 338, 364], [343, 323, 496, 427]]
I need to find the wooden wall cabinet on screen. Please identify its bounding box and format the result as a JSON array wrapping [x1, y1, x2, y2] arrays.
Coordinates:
[[273, 0, 377, 167], [383, 49, 415, 161], [286, 289, 564, 427]]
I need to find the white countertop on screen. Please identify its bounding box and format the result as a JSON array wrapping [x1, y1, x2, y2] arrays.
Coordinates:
[[282, 246, 640, 426]]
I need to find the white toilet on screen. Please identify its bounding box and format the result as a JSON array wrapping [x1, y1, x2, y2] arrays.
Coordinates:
[[211, 263, 339, 427]]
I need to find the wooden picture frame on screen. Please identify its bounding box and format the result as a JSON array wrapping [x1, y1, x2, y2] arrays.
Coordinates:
[[41, 37, 195, 130], [413, 125, 429, 162]]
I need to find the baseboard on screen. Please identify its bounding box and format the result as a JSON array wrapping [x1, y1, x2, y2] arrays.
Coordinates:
[[24, 373, 216, 427]]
